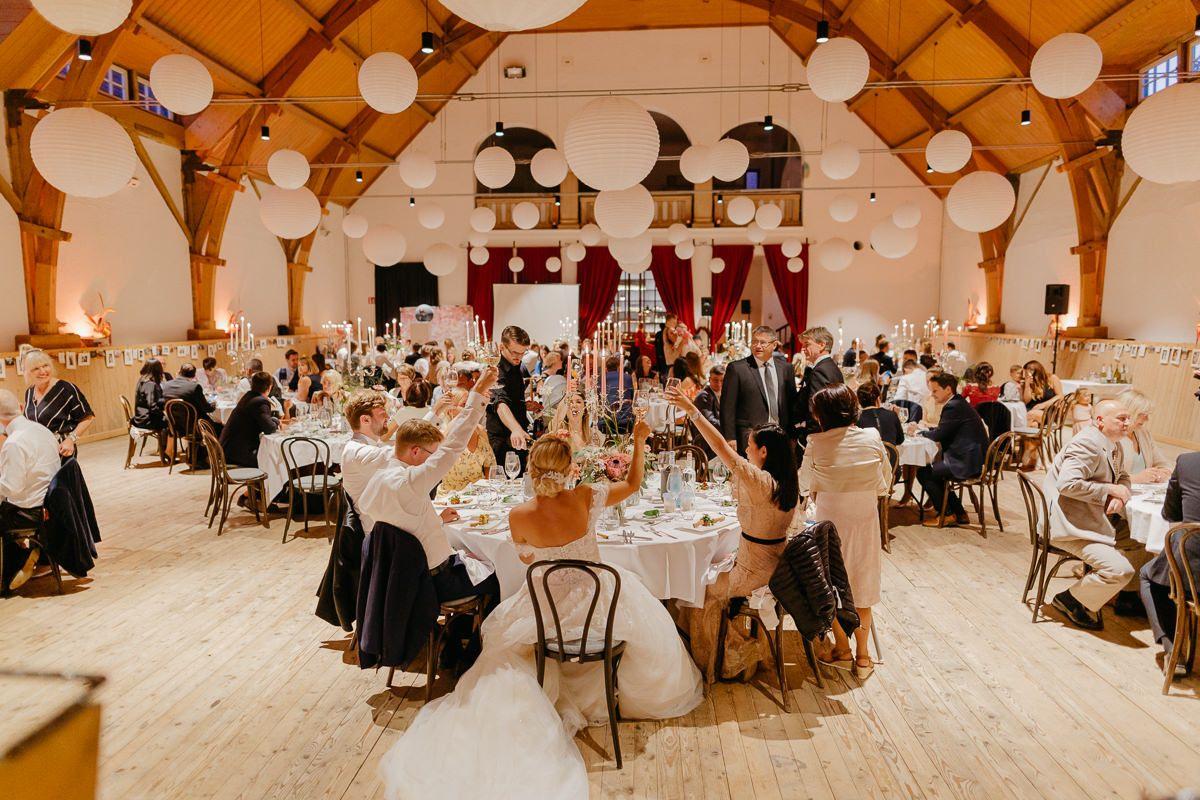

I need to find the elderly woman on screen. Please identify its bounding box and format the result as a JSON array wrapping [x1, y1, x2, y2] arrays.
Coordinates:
[[310, 369, 347, 410], [435, 388, 497, 493], [1116, 389, 1171, 484], [22, 349, 95, 457]]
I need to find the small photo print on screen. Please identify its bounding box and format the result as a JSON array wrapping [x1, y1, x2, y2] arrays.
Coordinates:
[[79, 352, 90, 367], [105, 351, 116, 368], [1160, 347, 1171, 365], [1137, 345, 1147, 357], [0, 359, 6, 380], [191, 345, 200, 359], [57, 352, 66, 364], [123, 349, 134, 366], [65, 351, 77, 370], [1069, 341, 1080, 352], [1191, 350, 1200, 370], [136, 348, 146, 361], [1170, 347, 1183, 366]]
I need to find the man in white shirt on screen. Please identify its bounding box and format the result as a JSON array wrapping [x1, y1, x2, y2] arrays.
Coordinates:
[[0, 390, 60, 590], [942, 342, 969, 378], [891, 358, 930, 406], [197, 357, 228, 394], [341, 390, 398, 532]]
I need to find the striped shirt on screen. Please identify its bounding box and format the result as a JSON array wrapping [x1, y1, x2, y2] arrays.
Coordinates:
[[24, 380, 94, 439]]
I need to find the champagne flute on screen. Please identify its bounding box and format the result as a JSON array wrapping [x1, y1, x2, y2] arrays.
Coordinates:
[[504, 451, 521, 482]]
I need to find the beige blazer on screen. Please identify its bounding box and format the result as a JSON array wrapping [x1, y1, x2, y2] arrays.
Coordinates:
[[1043, 425, 1130, 545]]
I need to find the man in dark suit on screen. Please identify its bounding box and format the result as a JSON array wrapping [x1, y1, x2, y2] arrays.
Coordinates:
[[1140, 452, 1200, 669], [276, 349, 300, 392], [219, 372, 285, 468], [916, 371, 988, 527], [871, 339, 897, 375], [720, 325, 799, 454], [653, 313, 677, 378], [163, 363, 222, 434], [797, 326, 844, 442], [690, 363, 724, 457]]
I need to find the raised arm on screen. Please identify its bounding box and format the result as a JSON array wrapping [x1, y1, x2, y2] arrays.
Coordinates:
[[605, 420, 650, 507], [406, 367, 498, 495], [669, 385, 739, 470]]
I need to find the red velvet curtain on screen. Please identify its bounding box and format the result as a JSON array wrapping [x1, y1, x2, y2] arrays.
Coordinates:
[[578, 247, 622, 340], [466, 247, 563, 337], [763, 244, 811, 351], [709, 245, 753, 351], [648, 246, 695, 332], [515, 247, 563, 286]]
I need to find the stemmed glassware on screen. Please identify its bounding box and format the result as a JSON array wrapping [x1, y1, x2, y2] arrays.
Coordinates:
[[504, 451, 521, 482], [710, 461, 728, 497]]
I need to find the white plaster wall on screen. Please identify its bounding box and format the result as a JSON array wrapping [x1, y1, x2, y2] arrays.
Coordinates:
[[0, 146, 26, 347]]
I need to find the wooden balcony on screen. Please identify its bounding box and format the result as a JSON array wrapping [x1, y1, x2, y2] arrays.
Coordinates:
[[579, 191, 695, 228], [711, 191, 802, 226], [474, 195, 560, 230]]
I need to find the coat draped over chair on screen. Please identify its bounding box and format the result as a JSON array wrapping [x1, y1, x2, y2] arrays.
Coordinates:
[[316, 499, 366, 631], [769, 520, 860, 639], [355, 522, 439, 669]]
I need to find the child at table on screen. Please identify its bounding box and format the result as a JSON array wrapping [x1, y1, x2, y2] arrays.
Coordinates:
[[1069, 388, 1093, 435]]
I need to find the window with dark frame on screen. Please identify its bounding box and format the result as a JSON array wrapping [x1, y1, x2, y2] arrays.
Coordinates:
[[610, 271, 665, 339]]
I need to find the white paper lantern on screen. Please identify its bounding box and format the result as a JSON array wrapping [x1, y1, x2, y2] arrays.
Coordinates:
[[725, 196, 756, 226], [469, 245, 490, 265], [608, 231, 653, 263], [417, 202, 446, 230], [621, 252, 652, 274], [32, 0, 130, 35], [1031, 33, 1103, 99], [512, 201, 541, 230], [679, 144, 713, 183], [870, 219, 918, 259], [530, 148, 568, 187], [746, 222, 766, 244], [267, 149, 310, 189], [437, 0, 587, 31], [29, 107, 135, 198], [710, 138, 750, 182], [546, 256, 562, 273], [566, 242, 587, 262], [828, 194, 858, 223], [709, 257, 726, 274], [667, 222, 689, 245], [398, 151, 437, 189], [781, 238, 803, 258], [594, 184, 654, 238], [468, 231, 488, 248], [258, 185, 320, 239], [806, 37, 870, 103], [424, 243, 459, 276], [892, 203, 922, 229], [508, 256, 525, 273], [755, 203, 783, 230], [342, 213, 368, 239], [819, 141, 860, 180], [926, 130, 972, 174], [358, 52, 418, 114], [787, 257, 805, 273], [674, 240, 695, 259], [579, 222, 603, 246], [474, 146, 516, 189], [947, 171, 1016, 232], [815, 238, 854, 272], [363, 224, 407, 265], [1123, 83, 1200, 185], [469, 206, 497, 232], [149, 54, 212, 115], [563, 96, 659, 191]]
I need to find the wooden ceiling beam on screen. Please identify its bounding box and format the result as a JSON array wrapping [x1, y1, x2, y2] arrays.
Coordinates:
[[945, 84, 1007, 124], [893, 14, 961, 76], [838, 0, 869, 24]]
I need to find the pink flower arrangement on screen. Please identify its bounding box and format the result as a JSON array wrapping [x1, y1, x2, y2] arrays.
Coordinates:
[[602, 452, 632, 481]]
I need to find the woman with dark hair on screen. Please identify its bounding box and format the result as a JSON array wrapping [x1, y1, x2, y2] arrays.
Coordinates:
[[666, 384, 799, 684], [633, 354, 658, 388], [800, 384, 892, 679], [962, 361, 1000, 407], [1021, 359, 1062, 421], [856, 382, 904, 447], [132, 358, 168, 431]]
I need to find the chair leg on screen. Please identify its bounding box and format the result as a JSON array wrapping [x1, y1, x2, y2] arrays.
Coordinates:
[[258, 481, 270, 528], [1163, 605, 1187, 694], [1022, 543, 1039, 605], [1032, 552, 1053, 623], [386, 667, 395, 689], [603, 656, 622, 768], [968, 485, 986, 538], [772, 620, 790, 711], [283, 486, 294, 543], [802, 637, 824, 688], [125, 437, 135, 469], [990, 483, 1004, 533], [937, 484, 951, 528], [871, 620, 883, 663], [425, 623, 444, 703], [714, 606, 730, 681], [217, 487, 233, 536], [879, 498, 891, 553]]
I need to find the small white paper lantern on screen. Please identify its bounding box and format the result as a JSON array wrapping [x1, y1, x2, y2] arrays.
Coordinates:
[[1031, 33, 1103, 99], [667, 222, 689, 245], [530, 148, 568, 187], [358, 52, 418, 114], [710, 138, 750, 182], [781, 237, 803, 258], [30, 107, 136, 198], [755, 203, 783, 230], [709, 257, 726, 274], [819, 141, 860, 180], [594, 184, 654, 238], [608, 231, 653, 263], [469, 246, 490, 265], [892, 203, 922, 229], [726, 196, 756, 225], [512, 201, 541, 230], [746, 222, 766, 244], [579, 223, 603, 246], [806, 37, 870, 103], [342, 213, 368, 239], [1123, 83, 1200, 184], [622, 252, 652, 274], [267, 149, 310, 189], [363, 224, 407, 265], [679, 144, 713, 183], [468, 231, 488, 248], [469, 206, 497, 232], [926, 130, 972, 174], [545, 256, 562, 273], [32, 0, 130, 35], [674, 240, 695, 259], [815, 238, 854, 272], [563, 96, 660, 191], [424, 243, 459, 276], [947, 171, 1016, 232], [787, 257, 805, 273], [417, 202, 446, 230], [474, 146, 516, 189], [508, 256, 525, 273], [398, 151, 437, 189], [870, 219, 918, 259], [437, 0, 587, 31], [149, 54, 212, 115], [828, 194, 858, 222], [566, 241, 587, 262], [258, 185, 320, 239]]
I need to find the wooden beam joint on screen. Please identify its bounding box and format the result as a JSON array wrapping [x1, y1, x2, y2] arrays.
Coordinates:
[[1070, 239, 1107, 255], [19, 219, 71, 242]]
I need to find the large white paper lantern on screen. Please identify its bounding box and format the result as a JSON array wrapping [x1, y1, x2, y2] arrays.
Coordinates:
[[787, 257, 805, 273], [32, 0, 130, 35], [508, 256, 525, 273], [363, 224, 407, 265], [710, 138, 750, 182], [474, 146, 515, 189], [667, 222, 689, 245], [546, 256, 562, 273], [679, 144, 713, 183], [1123, 83, 1200, 185], [566, 241, 587, 262], [820, 141, 860, 180], [594, 184, 654, 238], [425, 243, 459, 276], [564, 96, 659, 191], [1031, 33, 1103, 99], [579, 222, 603, 246], [512, 201, 541, 230], [806, 37, 870, 103], [726, 195, 756, 225], [267, 149, 310, 189], [816, 238, 854, 272], [926, 130, 971, 174], [608, 231, 653, 263], [709, 257, 726, 274], [398, 151, 436, 189], [149, 54, 212, 115], [746, 222, 766, 244], [674, 240, 695, 259], [781, 237, 803, 258], [469, 206, 497, 232], [947, 171, 1016, 232], [468, 231, 488, 248], [892, 203, 922, 229], [258, 185, 320, 239], [828, 194, 858, 222], [870, 219, 918, 259], [358, 52, 418, 114], [342, 213, 368, 239], [621, 252, 652, 274], [437, 0, 587, 31], [755, 203, 783, 230], [469, 246, 490, 265], [30, 107, 135, 198], [417, 202, 445, 230], [530, 148, 568, 187]]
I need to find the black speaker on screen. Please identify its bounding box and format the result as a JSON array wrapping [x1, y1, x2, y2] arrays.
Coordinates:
[[740, 299, 751, 314], [1044, 284, 1069, 315], [700, 296, 714, 316], [277, 324, 290, 335]]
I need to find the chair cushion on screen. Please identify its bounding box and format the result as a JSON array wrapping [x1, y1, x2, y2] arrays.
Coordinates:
[[289, 475, 343, 492], [227, 467, 267, 482], [544, 636, 626, 658]]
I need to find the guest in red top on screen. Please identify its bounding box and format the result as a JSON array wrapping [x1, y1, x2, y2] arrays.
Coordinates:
[[961, 361, 1001, 407]]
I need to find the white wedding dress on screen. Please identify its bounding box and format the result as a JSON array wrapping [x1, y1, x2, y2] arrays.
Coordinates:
[[380, 482, 704, 799]]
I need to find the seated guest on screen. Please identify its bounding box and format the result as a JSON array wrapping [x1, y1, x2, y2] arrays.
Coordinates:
[[962, 361, 1001, 407], [537, 352, 567, 420], [841, 338, 861, 368], [891, 358, 929, 406], [235, 359, 282, 400], [847, 358, 881, 392], [197, 357, 227, 394], [311, 348, 327, 374], [404, 342, 423, 366], [391, 364, 417, 404], [435, 389, 497, 493], [312, 369, 348, 409], [220, 372, 286, 468], [21, 350, 94, 458], [0, 390, 61, 591], [404, 375, 433, 409], [919, 367, 945, 427], [870, 339, 896, 376], [132, 358, 168, 431], [916, 371, 988, 527], [341, 390, 397, 532], [633, 355, 658, 389], [999, 364, 1023, 402], [942, 342, 968, 377], [548, 392, 591, 450], [163, 363, 221, 432], [603, 356, 635, 432], [1069, 388, 1094, 434], [690, 364, 724, 457], [293, 356, 317, 404], [1116, 389, 1170, 484], [1022, 360, 1062, 423], [1140, 452, 1200, 669], [857, 382, 903, 448], [277, 349, 301, 392]]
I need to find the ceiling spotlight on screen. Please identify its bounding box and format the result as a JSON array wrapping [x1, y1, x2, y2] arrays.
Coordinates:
[[421, 31, 436, 54], [816, 19, 830, 43], [503, 65, 527, 79], [409, 196, 415, 207], [77, 39, 93, 61], [925, 163, 934, 174], [1020, 108, 1032, 126], [554, 195, 561, 207], [355, 170, 364, 183], [260, 125, 270, 141], [494, 121, 505, 137], [762, 114, 775, 132], [869, 191, 877, 203], [716, 194, 724, 205]]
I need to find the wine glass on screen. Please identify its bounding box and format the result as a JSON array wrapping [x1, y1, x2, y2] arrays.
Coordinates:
[[895, 405, 909, 424], [634, 390, 650, 419], [504, 451, 521, 482], [488, 465, 504, 484], [711, 461, 728, 496]]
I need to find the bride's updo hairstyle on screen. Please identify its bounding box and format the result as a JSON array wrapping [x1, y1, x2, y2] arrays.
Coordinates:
[[527, 435, 573, 497]]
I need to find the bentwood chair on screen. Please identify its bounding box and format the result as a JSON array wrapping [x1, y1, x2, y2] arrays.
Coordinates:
[[196, 419, 220, 520], [932, 433, 1015, 537], [280, 436, 344, 543], [1162, 523, 1200, 694], [673, 444, 710, 482], [120, 394, 163, 470], [385, 593, 490, 703], [716, 597, 823, 711], [199, 425, 269, 536], [879, 442, 901, 552], [163, 399, 199, 474], [527, 559, 626, 768], [0, 507, 62, 597], [1016, 471, 1085, 623], [1036, 395, 1074, 468]]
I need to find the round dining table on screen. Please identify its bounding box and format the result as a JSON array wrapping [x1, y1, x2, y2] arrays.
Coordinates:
[[256, 424, 351, 498], [1128, 484, 1169, 554], [898, 435, 939, 467]]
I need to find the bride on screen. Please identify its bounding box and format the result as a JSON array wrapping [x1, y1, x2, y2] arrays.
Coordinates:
[[380, 421, 704, 799]]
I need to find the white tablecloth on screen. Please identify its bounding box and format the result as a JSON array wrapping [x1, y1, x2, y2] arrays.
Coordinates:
[[1128, 486, 1169, 554], [1001, 400, 1028, 431], [257, 428, 351, 498], [1060, 380, 1132, 400], [214, 400, 236, 425], [645, 399, 674, 433], [898, 436, 939, 467]]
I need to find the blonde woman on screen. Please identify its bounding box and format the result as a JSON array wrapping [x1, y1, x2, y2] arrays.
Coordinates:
[[22, 350, 95, 457], [548, 392, 590, 450], [847, 358, 881, 392], [1116, 389, 1171, 483], [435, 389, 496, 493], [311, 369, 347, 410], [293, 357, 317, 404]]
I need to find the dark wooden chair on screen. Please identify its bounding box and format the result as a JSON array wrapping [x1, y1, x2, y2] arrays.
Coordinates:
[[716, 597, 823, 711], [199, 425, 269, 536], [196, 419, 220, 521], [280, 436, 344, 543], [0, 507, 62, 597], [931, 432, 1014, 537], [386, 594, 490, 703], [120, 394, 162, 469], [163, 398, 199, 474], [1016, 471, 1084, 623], [1162, 523, 1200, 694], [879, 441, 901, 552], [673, 444, 710, 482]]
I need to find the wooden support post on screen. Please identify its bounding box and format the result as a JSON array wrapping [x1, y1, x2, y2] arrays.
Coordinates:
[[286, 262, 314, 334], [187, 251, 227, 340]]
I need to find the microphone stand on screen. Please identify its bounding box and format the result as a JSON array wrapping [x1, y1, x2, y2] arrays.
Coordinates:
[[1051, 314, 1061, 375]]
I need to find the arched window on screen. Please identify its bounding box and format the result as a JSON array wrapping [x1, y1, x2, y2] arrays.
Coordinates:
[[474, 127, 557, 194], [712, 123, 802, 191]]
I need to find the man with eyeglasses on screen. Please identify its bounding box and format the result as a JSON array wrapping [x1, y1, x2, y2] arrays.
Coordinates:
[[797, 326, 846, 442], [485, 325, 533, 475], [719, 325, 799, 454]]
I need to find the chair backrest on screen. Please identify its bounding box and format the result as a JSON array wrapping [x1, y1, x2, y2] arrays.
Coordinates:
[[882, 441, 900, 484], [1039, 395, 1073, 465], [164, 399, 198, 440], [200, 425, 228, 478], [1163, 522, 1200, 612], [975, 400, 1011, 441], [196, 418, 216, 442], [982, 431, 1016, 484], [281, 436, 336, 493], [1016, 471, 1050, 554], [120, 395, 134, 427], [525, 559, 621, 662], [673, 445, 709, 481]]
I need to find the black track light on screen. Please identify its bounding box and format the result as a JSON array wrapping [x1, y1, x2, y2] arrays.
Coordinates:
[[926, 163, 934, 174], [762, 114, 775, 132], [554, 195, 561, 207], [495, 121, 505, 137], [355, 170, 364, 183], [869, 191, 877, 203], [816, 19, 830, 43], [1195, 13, 1199, 36], [421, 31, 436, 54], [408, 196, 415, 207], [717, 194, 724, 205], [1020, 108, 1032, 126], [260, 125, 270, 141], [77, 39, 93, 61]]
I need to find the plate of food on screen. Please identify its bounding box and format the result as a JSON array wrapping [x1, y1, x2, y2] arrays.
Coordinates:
[[499, 494, 522, 505], [680, 513, 732, 533], [441, 493, 476, 508], [464, 513, 503, 531]]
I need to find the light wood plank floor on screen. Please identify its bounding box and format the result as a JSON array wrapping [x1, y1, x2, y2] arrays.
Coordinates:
[[2, 437, 1198, 799]]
